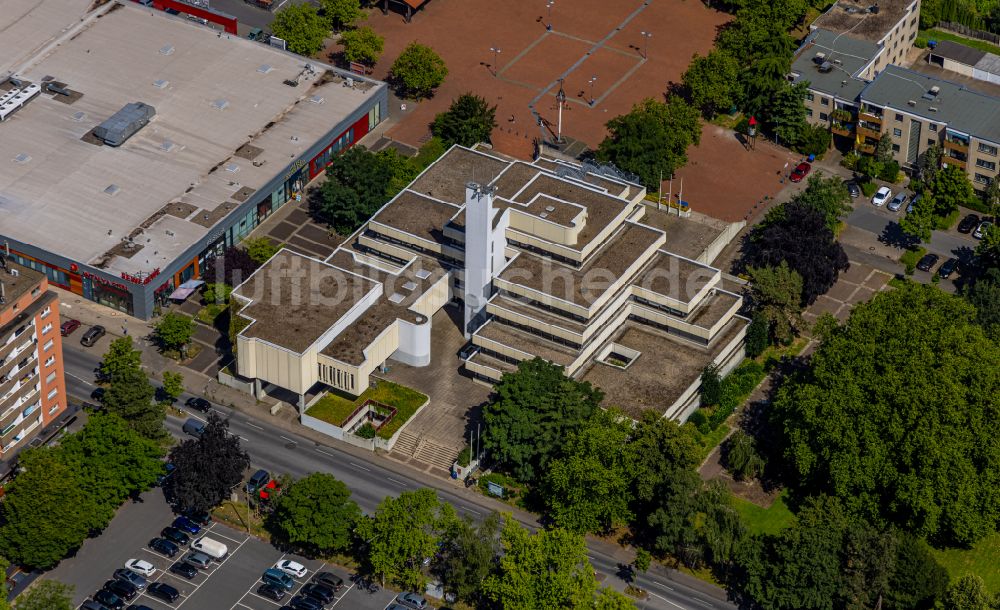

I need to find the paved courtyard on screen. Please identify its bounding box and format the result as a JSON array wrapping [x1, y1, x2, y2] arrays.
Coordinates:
[[802, 261, 893, 326]]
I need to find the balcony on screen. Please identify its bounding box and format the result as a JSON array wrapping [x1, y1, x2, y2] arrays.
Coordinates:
[[857, 142, 876, 154], [857, 122, 882, 140], [859, 110, 883, 124], [831, 121, 855, 137], [943, 137, 970, 153], [943, 156, 967, 170]]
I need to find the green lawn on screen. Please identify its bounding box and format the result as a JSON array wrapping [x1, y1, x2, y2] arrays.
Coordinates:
[[732, 492, 795, 536], [900, 246, 927, 275], [920, 28, 1000, 56], [932, 532, 1000, 594], [935, 208, 961, 231], [195, 303, 226, 325], [690, 423, 731, 462], [305, 381, 427, 439]]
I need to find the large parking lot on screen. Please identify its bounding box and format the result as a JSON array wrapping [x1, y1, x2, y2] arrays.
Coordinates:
[[53, 492, 402, 610]]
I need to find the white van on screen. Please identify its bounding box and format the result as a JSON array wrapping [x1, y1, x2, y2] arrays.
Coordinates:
[[191, 536, 228, 560]]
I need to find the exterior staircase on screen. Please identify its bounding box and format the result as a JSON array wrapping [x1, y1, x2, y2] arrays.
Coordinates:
[[389, 431, 459, 472], [391, 430, 419, 457]]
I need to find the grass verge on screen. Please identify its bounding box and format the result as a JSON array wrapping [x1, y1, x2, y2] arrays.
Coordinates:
[[306, 389, 359, 426], [900, 246, 927, 275], [935, 208, 961, 231], [305, 380, 427, 440], [196, 303, 226, 325], [931, 532, 1000, 594], [920, 28, 1000, 56], [212, 501, 270, 541], [732, 492, 796, 536], [688, 423, 731, 462]]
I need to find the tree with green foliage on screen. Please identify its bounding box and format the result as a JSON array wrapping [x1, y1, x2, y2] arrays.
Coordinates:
[[744, 314, 769, 358], [929, 163, 975, 215], [899, 192, 938, 242], [270, 473, 361, 556], [311, 146, 403, 234], [99, 336, 142, 382], [155, 312, 193, 354], [244, 237, 279, 265], [169, 413, 251, 512], [795, 123, 832, 157], [160, 371, 184, 404], [60, 413, 164, 523], [628, 410, 701, 516], [595, 589, 639, 609], [883, 535, 949, 610], [967, 267, 1000, 339], [389, 42, 448, 99], [942, 575, 994, 610], [983, 175, 1000, 215], [431, 93, 497, 147], [320, 0, 362, 30], [0, 558, 10, 610], [339, 26, 384, 67], [202, 282, 232, 305], [975, 222, 1000, 269], [0, 448, 102, 569], [597, 97, 701, 190], [722, 430, 765, 481], [355, 488, 456, 590], [481, 516, 599, 610], [434, 511, 502, 604], [541, 408, 635, 534], [681, 50, 742, 118], [634, 548, 651, 575], [916, 143, 942, 184], [748, 262, 804, 344], [875, 132, 894, 164], [700, 364, 722, 406], [102, 367, 163, 439], [771, 283, 1000, 545], [791, 175, 851, 231], [270, 3, 329, 56], [767, 82, 808, 148], [482, 357, 604, 483], [13, 580, 73, 610]]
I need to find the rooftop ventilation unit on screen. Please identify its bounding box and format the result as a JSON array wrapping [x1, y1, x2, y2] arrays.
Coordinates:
[[160, 139, 175, 152], [415, 269, 431, 280], [153, 79, 169, 89], [159, 45, 175, 56], [908, 99, 916, 106], [71, 111, 87, 122], [544, 205, 556, 212], [869, 2, 879, 13], [344, 77, 355, 88], [212, 99, 229, 110], [388, 292, 405, 304], [257, 64, 272, 74], [539, 212, 549, 219], [402, 281, 417, 291], [818, 62, 833, 73], [104, 184, 121, 196], [93, 102, 155, 146], [309, 95, 325, 104], [813, 52, 827, 64], [46, 82, 70, 96], [225, 163, 239, 173], [13, 153, 31, 164], [0, 83, 41, 122]]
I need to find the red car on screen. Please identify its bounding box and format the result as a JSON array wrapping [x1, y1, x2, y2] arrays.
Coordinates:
[[789, 162, 811, 183], [60, 319, 81, 336]]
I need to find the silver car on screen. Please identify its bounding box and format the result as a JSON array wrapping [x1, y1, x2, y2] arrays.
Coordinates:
[[887, 191, 907, 212], [184, 551, 212, 569], [112, 568, 146, 591]]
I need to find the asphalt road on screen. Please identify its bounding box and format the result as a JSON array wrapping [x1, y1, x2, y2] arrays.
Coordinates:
[[199, 0, 317, 31], [61, 345, 735, 610]]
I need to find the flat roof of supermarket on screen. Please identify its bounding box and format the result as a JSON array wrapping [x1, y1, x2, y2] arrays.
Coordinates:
[[0, 1, 384, 278]]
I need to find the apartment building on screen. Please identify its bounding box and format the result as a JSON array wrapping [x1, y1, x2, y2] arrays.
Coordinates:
[[233, 146, 747, 421], [0, 255, 67, 457]]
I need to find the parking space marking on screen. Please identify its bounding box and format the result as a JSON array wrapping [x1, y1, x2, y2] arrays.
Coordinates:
[[204, 527, 249, 546], [328, 582, 356, 607], [244, 590, 285, 606]]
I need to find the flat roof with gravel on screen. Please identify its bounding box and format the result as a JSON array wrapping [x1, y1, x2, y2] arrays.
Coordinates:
[[370, 191, 462, 244], [812, 0, 918, 42]]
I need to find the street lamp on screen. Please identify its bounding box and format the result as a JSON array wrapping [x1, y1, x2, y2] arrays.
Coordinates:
[[546, 1, 554, 30], [490, 46, 501, 77], [588, 75, 598, 106], [640, 31, 652, 59], [555, 79, 566, 144]]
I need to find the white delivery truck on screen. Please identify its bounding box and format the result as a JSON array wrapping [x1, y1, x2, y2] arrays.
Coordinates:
[[191, 536, 228, 560]]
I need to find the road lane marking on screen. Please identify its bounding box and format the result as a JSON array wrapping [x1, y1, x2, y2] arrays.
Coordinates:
[[238, 435, 249, 442], [653, 580, 674, 591], [386, 476, 406, 486], [648, 591, 687, 609], [244, 421, 263, 430], [66, 372, 94, 386], [316, 448, 335, 457], [280, 435, 296, 444], [349, 461, 371, 472]]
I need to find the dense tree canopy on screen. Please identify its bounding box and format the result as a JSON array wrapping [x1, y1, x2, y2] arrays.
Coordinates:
[[928, 164, 975, 215], [389, 43, 448, 99], [102, 366, 163, 439], [201, 246, 260, 286], [169, 413, 251, 512], [270, 473, 361, 556], [967, 267, 1000, 339], [311, 146, 400, 234], [434, 511, 502, 604], [596, 97, 701, 190], [790, 175, 851, 231], [431, 93, 497, 148], [743, 201, 849, 305], [270, 3, 329, 56], [13, 580, 74, 610], [244, 237, 279, 265], [771, 283, 1000, 545], [681, 50, 742, 118], [154, 312, 193, 353], [319, 0, 362, 30], [747, 262, 804, 344], [339, 26, 384, 67], [99, 336, 142, 382], [482, 358, 604, 483]]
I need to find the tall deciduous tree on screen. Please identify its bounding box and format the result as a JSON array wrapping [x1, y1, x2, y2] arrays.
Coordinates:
[[916, 143, 942, 184], [12, 580, 74, 610], [99, 336, 142, 382], [269, 473, 361, 556], [243, 237, 280, 265], [791, 175, 851, 231], [355, 488, 456, 590], [748, 262, 805, 344], [310, 146, 396, 234], [481, 516, 599, 610], [899, 192, 938, 242], [270, 3, 329, 56], [482, 357, 604, 483], [169, 413, 251, 513], [681, 50, 742, 118], [160, 371, 184, 404], [766, 81, 808, 147], [929, 164, 975, 215], [102, 367, 163, 439], [942, 575, 993, 610], [434, 511, 502, 604], [771, 283, 1000, 545], [320, 0, 362, 30], [339, 26, 384, 67], [431, 93, 497, 147], [596, 97, 701, 190], [389, 43, 448, 99], [155, 312, 193, 354], [975, 223, 1000, 270], [966, 267, 1000, 339]]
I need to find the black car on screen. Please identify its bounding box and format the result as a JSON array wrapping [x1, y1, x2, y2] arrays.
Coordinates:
[[301, 582, 335, 604], [289, 596, 323, 610], [93, 589, 125, 610], [91, 387, 106, 401], [917, 253, 940, 272], [169, 562, 198, 580], [81, 325, 106, 347], [103, 579, 137, 601], [149, 537, 179, 557], [184, 509, 211, 526], [147, 582, 180, 603], [126, 605, 155, 610], [258, 583, 287, 601], [160, 526, 190, 546], [185, 397, 212, 412], [312, 572, 343, 592], [156, 462, 176, 487], [939, 257, 959, 278], [958, 213, 981, 233], [843, 180, 861, 198]]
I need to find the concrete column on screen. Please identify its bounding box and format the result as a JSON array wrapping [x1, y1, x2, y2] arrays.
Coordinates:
[[297, 393, 305, 419]]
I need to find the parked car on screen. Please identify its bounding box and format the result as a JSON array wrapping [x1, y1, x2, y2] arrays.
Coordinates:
[[789, 162, 811, 183], [182, 418, 205, 437], [125, 559, 156, 577], [80, 601, 110, 610], [263, 568, 295, 590], [289, 596, 322, 610], [843, 180, 861, 198], [113, 568, 147, 590], [125, 605, 155, 610], [916, 253, 940, 272], [871, 186, 892, 207], [974, 220, 993, 239], [184, 551, 212, 569], [258, 583, 287, 602], [60, 319, 81, 336], [191, 536, 228, 560], [93, 589, 124, 610], [146, 582, 180, 603], [160, 526, 190, 546], [169, 562, 198, 580], [939, 257, 959, 278], [906, 193, 921, 214], [958, 213, 981, 233], [301, 582, 335, 604], [247, 469, 271, 493], [887, 191, 907, 212], [156, 462, 176, 487], [386, 605, 410, 610], [172, 516, 201, 535], [185, 397, 212, 412], [90, 387, 106, 401], [148, 538, 179, 558], [274, 559, 308, 579], [81, 325, 106, 347], [184, 509, 212, 526], [103, 579, 137, 601], [312, 572, 344, 592], [396, 592, 428, 609]]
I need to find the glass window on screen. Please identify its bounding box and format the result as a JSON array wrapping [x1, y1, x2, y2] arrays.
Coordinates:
[[893, 128, 902, 137], [46, 388, 58, 400], [976, 159, 997, 171], [927, 138, 935, 146], [819, 112, 828, 121], [929, 124, 938, 132], [975, 173, 992, 184], [892, 144, 900, 152], [895, 113, 903, 121], [49, 404, 59, 415], [806, 93, 814, 101], [821, 97, 830, 106], [43, 339, 54, 351], [979, 143, 998, 156]]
